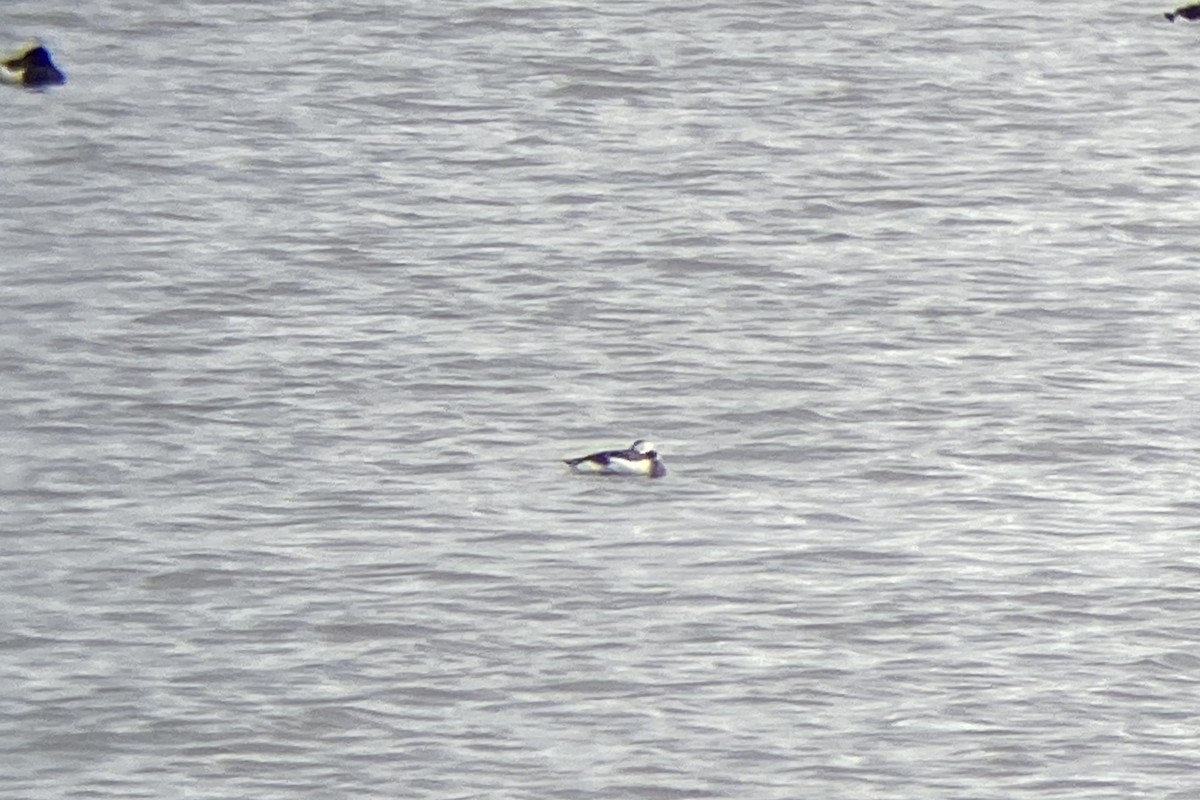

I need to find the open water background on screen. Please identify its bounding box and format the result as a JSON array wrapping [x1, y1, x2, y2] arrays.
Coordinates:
[[4, 1, 1200, 797]]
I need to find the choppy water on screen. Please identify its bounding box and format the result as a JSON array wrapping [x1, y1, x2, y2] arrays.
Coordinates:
[[4, 1, 1200, 797]]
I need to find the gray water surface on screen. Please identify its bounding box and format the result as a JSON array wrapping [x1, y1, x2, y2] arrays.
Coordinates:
[[4, 2, 1200, 798]]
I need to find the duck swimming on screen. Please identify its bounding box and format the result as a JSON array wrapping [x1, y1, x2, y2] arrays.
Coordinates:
[[1166, 3, 1200, 20], [563, 439, 667, 478], [2, 43, 66, 87]]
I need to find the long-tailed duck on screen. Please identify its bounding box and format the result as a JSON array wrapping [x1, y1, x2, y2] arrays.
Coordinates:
[[563, 439, 667, 478], [1166, 4, 1200, 21], [2, 43, 66, 87]]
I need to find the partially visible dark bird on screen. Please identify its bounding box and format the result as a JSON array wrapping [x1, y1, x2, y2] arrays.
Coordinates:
[[1166, 4, 1200, 21], [2, 43, 66, 87]]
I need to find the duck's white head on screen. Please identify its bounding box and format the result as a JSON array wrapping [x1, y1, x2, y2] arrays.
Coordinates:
[[631, 440, 655, 455]]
